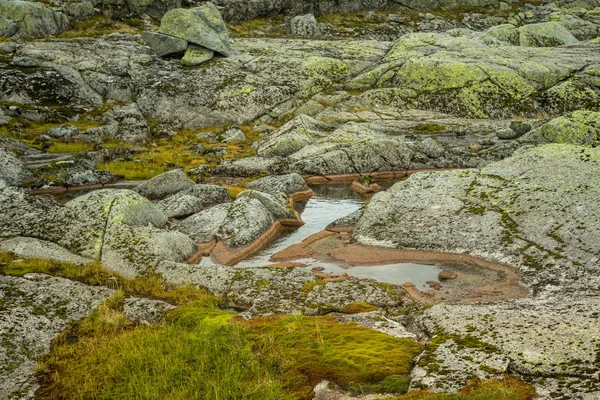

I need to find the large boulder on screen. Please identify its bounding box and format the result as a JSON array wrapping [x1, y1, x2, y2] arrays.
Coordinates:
[[158, 3, 231, 56], [156, 184, 230, 218], [518, 22, 579, 47], [177, 196, 275, 248], [0, 237, 92, 265], [255, 115, 333, 158], [62, 189, 195, 277], [0, 0, 69, 38], [291, 14, 320, 36], [0, 148, 29, 187], [245, 173, 310, 196], [525, 110, 600, 146], [353, 144, 600, 396], [134, 169, 196, 200], [141, 31, 188, 57]]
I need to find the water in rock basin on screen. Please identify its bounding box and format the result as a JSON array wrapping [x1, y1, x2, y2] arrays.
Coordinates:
[[203, 184, 443, 290]]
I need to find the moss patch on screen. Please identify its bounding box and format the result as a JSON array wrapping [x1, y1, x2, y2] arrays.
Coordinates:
[[395, 377, 536, 399]]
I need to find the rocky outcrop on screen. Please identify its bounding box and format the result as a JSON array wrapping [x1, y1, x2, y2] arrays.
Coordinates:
[[156, 183, 230, 218], [353, 144, 600, 397], [177, 196, 275, 248], [0, 187, 196, 277], [0, 148, 29, 187], [347, 32, 600, 119], [518, 21, 579, 47], [134, 169, 196, 200], [524, 110, 600, 146], [0, 273, 113, 398], [156, 261, 404, 317], [0, 0, 70, 39], [0, 237, 93, 265], [245, 173, 310, 196]]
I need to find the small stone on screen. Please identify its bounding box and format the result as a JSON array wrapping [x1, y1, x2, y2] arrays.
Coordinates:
[[181, 45, 214, 66], [438, 269, 458, 281]]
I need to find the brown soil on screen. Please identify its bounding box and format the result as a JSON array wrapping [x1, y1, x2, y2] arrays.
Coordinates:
[[270, 230, 529, 304]]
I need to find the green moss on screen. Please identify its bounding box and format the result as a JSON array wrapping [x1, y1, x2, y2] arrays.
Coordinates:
[[242, 314, 422, 398]]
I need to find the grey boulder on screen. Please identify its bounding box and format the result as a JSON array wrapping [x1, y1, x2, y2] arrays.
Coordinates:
[[245, 173, 309, 197], [158, 3, 231, 56], [518, 22, 579, 47], [141, 31, 188, 57], [134, 169, 196, 200]]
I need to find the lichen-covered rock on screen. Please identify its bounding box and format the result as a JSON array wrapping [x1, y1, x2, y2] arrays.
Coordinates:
[[245, 173, 310, 196], [181, 45, 214, 66], [0, 187, 67, 243], [347, 32, 599, 118], [304, 279, 401, 315], [141, 31, 188, 57], [0, 0, 70, 38], [0, 148, 28, 187], [156, 194, 204, 219], [0, 273, 113, 398], [237, 190, 296, 220], [158, 3, 231, 56], [326, 208, 363, 230], [525, 110, 600, 146], [157, 184, 230, 220], [99, 103, 150, 143], [157, 261, 407, 317], [354, 144, 600, 396], [122, 297, 176, 324], [255, 115, 333, 158], [291, 14, 320, 36], [134, 169, 196, 200], [0, 237, 92, 265], [486, 24, 519, 45], [217, 196, 275, 248], [176, 202, 231, 242], [518, 21, 579, 47]]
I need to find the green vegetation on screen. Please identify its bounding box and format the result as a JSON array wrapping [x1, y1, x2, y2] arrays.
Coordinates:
[[241, 314, 422, 397], [228, 16, 285, 37], [58, 15, 140, 38], [98, 125, 262, 180], [1, 252, 537, 399]]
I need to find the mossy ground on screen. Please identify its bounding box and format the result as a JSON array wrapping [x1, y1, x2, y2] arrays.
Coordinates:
[[58, 15, 141, 38], [1, 252, 536, 399], [98, 125, 261, 180]]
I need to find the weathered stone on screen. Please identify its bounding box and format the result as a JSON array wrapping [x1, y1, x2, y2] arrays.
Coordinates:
[[237, 190, 296, 220], [486, 23, 519, 45], [141, 31, 188, 57], [525, 110, 600, 146], [181, 45, 214, 66], [0, 237, 92, 265], [221, 126, 246, 143], [156, 184, 229, 218], [0, 274, 112, 398], [519, 21, 579, 47], [99, 103, 150, 143], [0, 0, 70, 38], [0, 148, 28, 187], [122, 297, 176, 324], [158, 3, 231, 56], [134, 169, 196, 200], [245, 173, 310, 196], [291, 14, 320, 36]]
